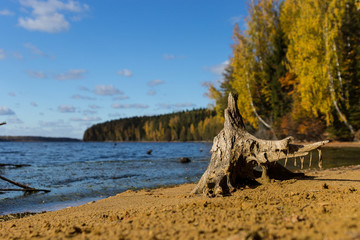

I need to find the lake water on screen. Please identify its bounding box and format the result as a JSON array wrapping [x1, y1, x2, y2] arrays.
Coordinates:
[[0, 142, 359, 215]]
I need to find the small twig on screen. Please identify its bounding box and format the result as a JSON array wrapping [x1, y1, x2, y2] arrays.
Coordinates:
[[0, 188, 50, 193], [0, 175, 33, 189], [0, 175, 50, 192]]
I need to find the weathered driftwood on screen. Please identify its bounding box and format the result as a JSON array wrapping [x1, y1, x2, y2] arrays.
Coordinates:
[[192, 93, 328, 197]]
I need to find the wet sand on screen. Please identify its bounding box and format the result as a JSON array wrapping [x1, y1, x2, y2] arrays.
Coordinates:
[[1, 163, 360, 239]]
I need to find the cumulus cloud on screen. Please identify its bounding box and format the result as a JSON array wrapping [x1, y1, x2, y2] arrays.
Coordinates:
[[27, 70, 47, 79], [0, 9, 14, 16], [70, 116, 101, 122], [24, 43, 54, 59], [72, 94, 96, 100], [117, 69, 132, 77], [111, 103, 149, 109], [147, 79, 164, 87], [93, 85, 123, 96], [0, 49, 6, 60], [18, 0, 89, 33], [54, 69, 87, 80], [206, 60, 229, 76], [58, 105, 75, 113], [0, 106, 15, 115]]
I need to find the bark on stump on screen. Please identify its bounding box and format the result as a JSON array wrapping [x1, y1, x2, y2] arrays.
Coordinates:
[[192, 93, 328, 197]]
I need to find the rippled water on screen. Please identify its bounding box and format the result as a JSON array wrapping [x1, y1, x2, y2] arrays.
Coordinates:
[[0, 142, 359, 215], [0, 142, 212, 215]]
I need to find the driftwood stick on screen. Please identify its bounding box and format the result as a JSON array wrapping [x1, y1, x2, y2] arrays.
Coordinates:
[[0, 175, 50, 192], [0, 175, 33, 189], [0, 122, 6, 126], [0, 188, 50, 193]]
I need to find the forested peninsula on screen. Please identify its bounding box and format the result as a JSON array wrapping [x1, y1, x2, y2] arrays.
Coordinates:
[[83, 109, 223, 142]]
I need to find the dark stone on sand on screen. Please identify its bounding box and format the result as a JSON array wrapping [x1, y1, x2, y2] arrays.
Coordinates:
[[180, 157, 191, 163]]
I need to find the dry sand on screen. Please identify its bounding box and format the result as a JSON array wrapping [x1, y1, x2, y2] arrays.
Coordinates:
[[1, 162, 360, 240]]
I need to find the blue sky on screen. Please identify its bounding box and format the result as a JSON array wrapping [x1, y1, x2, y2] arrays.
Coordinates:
[[0, 0, 247, 139]]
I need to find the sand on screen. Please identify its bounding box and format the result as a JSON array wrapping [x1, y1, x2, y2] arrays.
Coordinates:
[[0, 162, 359, 240]]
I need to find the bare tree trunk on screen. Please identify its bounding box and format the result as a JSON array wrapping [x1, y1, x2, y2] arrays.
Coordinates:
[[324, 20, 355, 137], [191, 93, 328, 197], [245, 74, 277, 139]]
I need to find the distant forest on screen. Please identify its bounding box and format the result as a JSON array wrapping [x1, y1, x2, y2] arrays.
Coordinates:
[[83, 109, 223, 142]]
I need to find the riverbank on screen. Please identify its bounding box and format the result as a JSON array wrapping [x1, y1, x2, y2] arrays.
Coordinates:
[[1, 164, 360, 239]]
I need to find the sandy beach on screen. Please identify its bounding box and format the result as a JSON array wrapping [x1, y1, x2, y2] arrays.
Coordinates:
[[1, 160, 360, 239]]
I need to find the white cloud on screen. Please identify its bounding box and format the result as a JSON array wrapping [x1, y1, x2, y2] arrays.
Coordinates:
[[113, 95, 129, 100], [0, 106, 15, 115], [206, 60, 229, 76], [13, 52, 24, 60], [58, 105, 75, 113], [229, 15, 244, 25], [72, 94, 96, 100], [93, 85, 123, 96], [147, 90, 156, 96], [111, 103, 149, 109], [88, 104, 100, 109], [148, 79, 164, 87], [28, 70, 47, 79], [0, 9, 14, 16], [18, 0, 89, 33], [108, 112, 124, 118], [70, 116, 101, 122], [24, 43, 54, 59], [79, 86, 90, 91], [0, 49, 6, 60], [54, 69, 87, 80], [117, 69, 132, 77], [83, 109, 97, 115], [157, 102, 196, 110]]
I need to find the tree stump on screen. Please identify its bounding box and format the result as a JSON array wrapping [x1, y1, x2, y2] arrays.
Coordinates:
[[192, 93, 328, 197]]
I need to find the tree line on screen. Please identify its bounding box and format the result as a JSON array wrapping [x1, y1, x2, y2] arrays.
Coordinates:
[[83, 109, 223, 142], [208, 0, 360, 141]]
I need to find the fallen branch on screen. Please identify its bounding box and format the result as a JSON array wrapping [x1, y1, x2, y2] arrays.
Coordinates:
[[0, 175, 50, 193], [0, 188, 50, 193]]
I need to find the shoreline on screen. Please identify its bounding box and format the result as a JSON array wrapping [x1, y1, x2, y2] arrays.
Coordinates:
[[1, 164, 360, 239]]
